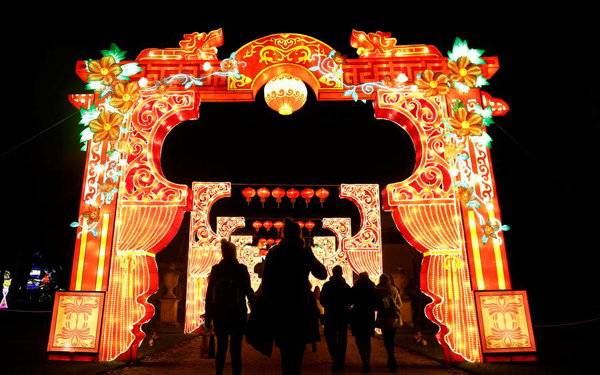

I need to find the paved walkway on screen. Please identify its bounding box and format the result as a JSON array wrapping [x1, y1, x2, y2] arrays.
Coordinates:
[[107, 334, 468, 375]]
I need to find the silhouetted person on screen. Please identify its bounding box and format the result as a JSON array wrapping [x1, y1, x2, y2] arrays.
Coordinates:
[[307, 282, 321, 352], [351, 272, 379, 373], [375, 273, 402, 372], [205, 239, 256, 375], [261, 218, 327, 375], [320, 265, 352, 372]]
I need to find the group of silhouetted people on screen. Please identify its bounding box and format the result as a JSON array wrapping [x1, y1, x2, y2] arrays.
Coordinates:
[[203, 218, 402, 375]]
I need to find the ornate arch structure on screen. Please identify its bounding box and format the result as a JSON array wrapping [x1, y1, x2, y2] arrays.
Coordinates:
[[48, 31, 535, 364]]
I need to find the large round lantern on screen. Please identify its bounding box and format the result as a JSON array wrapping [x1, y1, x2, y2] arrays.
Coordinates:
[[272, 187, 285, 208], [266, 238, 275, 246], [257, 187, 270, 208], [252, 221, 263, 233], [264, 74, 308, 115], [301, 188, 315, 208], [286, 188, 300, 208], [315, 188, 329, 208], [242, 187, 256, 205], [263, 220, 273, 233], [305, 220, 315, 234], [274, 220, 284, 234]]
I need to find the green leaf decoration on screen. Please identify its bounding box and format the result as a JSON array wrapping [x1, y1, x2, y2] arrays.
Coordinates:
[[471, 132, 493, 148], [454, 81, 470, 94], [118, 63, 143, 79], [70, 222, 80, 228], [100, 43, 127, 63], [448, 37, 486, 64], [80, 127, 93, 143], [452, 100, 466, 113], [79, 105, 100, 126], [86, 81, 105, 92], [475, 76, 489, 87], [80, 144, 88, 152]]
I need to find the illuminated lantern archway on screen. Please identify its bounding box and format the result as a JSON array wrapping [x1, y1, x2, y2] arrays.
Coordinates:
[[49, 30, 536, 364]]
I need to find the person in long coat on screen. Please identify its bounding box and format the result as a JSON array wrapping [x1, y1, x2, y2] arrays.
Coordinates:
[[350, 272, 380, 373], [205, 239, 256, 375], [319, 265, 352, 372], [375, 273, 403, 372], [261, 218, 327, 375]]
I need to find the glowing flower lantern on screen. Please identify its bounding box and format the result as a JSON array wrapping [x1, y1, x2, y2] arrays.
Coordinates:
[[305, 221, 315, 234], [315, 188, 329, 208], [301, 188, 315, 208], [272, 187, 285, 208], [274, 221, 284, 235], [257, 187, 271, 208], [263, 220, 273, 233], [286, 188, 300, 208], [252, 221, 263, 233], [242, 187, 256, 205], [264, 74, 308, 115]]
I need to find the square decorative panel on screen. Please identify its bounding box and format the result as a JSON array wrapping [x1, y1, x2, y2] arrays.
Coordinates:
[[475, 290, 536, 354], [47, 291, 105, 353]]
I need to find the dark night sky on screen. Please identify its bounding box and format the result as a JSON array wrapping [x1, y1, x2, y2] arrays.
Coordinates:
[[2, 26, 598, 326]]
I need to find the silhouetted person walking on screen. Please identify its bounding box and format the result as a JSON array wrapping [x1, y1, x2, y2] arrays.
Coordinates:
[[205, 239, 256, 375], [351, 272, 379, 373], [261, 218, 327, 375], [320, 265, 352, 372], [375, 273, 402, 372]]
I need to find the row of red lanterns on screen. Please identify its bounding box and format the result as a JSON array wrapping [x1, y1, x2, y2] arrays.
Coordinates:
[[252, 220, 316, 234], [242, 187, 330, 208]]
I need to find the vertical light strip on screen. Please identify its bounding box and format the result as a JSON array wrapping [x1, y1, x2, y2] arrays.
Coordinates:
[[96, 213, 111, 291], [75, 222, 89, 290], [467, 211, 485, 290], [487, 210, 506, 290]]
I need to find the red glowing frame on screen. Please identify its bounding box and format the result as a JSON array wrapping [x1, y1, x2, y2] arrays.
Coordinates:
[[54, 30, 534, 363]]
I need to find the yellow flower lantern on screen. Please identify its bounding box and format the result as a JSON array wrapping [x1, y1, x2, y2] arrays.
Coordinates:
[[264, 74, 307, 115]]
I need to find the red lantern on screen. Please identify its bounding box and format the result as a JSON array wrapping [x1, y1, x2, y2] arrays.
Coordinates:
[[286, 188, 300, 208], [272, 187, 285, 208], [267, 238, 275, 246], [258, 238, 267, 249], [275, 238, 282, 245], [259, 249, 268, 256], [297, 221, 304, 230], [305, 220, 315, 234], [252, 221, 263, 233], [257, 187, 270, 208], [274, 220, 284, 234], [315, 188, 329, 208], [301, 188, 314, 208], [263, 220, 273, 232], [242, 187, 256, 205]]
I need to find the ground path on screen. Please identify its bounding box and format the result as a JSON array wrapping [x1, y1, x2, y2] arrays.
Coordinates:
[[107, 334, 468, 375]]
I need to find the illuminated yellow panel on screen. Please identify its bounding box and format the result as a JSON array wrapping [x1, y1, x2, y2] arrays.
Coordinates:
[[468, 211, 485, 290], [52, 295, 102, 349], [75, 223, 89, 291], [96, 214, 111, 291], [487, 210, 506, 290]]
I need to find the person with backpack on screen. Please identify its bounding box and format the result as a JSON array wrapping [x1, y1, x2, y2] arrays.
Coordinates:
[[205, 239, 256, 375], [375, 273, 402, 372], [319, 265, 352, 372], [350, 272, 380, 373], [261, 218, 327, 375]]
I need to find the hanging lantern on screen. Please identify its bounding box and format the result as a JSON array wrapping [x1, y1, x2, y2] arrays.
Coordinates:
[[286, 188, 300, 208], [267, 238, 275, 246], [259, 249, 268, 256], [257, 187, 270, 208], [315, 188, 330, 208], [264, 74, 308, 115], [274, 221, 284, 234], [297, 221, 304, 230], [242, 187, 256, 205], [301, 188, 315, 208], [252, 221, 263, 233], [275, 238, 282, 245], [263, 220, 273, 233], [272, 187, 285, 208], [258, 238, 267, 250], [305, 221, 315, 234]]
